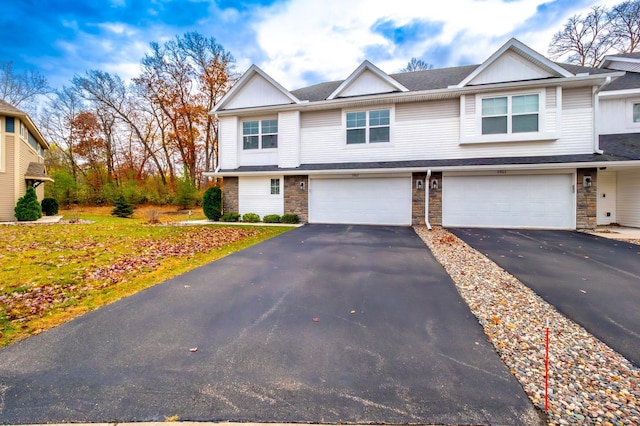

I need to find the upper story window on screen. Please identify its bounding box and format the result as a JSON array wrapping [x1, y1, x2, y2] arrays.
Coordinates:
[[346, 109, 390, 144], [5, 117, 14, 133], [482, 94, 539, 135], [243, 119, 278, 150], [633, 103, 640, 123]]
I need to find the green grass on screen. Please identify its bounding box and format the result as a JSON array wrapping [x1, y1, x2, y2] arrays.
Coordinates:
[[0, 208, 294, 347]]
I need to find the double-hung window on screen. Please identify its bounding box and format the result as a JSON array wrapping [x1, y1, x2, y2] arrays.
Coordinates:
[[346, 109, 390, 144], [482, 94, 539, 135], [633, 103, 640, 123], [243, 119, 278, 150], [270, 178, 280, 195]]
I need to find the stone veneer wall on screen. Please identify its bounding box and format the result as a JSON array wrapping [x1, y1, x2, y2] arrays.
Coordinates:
[[576, 168, 597, 230], [412, 172, 442, 226], [429, 172, 443, 226], [222, 177, 238, 213], [284, 175, 308, 223], [412, 172, 426, 225]]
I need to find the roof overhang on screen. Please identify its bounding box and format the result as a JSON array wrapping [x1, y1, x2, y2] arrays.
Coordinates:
[[213, 71, 624, 117]]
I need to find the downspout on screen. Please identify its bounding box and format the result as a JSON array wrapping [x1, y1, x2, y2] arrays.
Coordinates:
[[592, 76, 611, 155], [425, 169, 432, 230]]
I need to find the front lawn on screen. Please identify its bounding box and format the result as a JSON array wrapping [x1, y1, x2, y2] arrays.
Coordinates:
[[0, 206, 294, 347]]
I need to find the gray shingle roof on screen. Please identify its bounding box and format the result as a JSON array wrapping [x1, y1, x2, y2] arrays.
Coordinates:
[[25, 162, 53, 181], [601, 70, 640, 91], [290, 62, 614, 103], [0, 99, 26, 116], [605, 52, 640, 59]]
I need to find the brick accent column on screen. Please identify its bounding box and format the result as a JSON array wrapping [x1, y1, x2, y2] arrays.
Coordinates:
[[429, 172, 443, 226], [284, 175, 308, 223], [412, 172, 426, 225], [576, 168, 597, 230], [222, 177, 238, 213]]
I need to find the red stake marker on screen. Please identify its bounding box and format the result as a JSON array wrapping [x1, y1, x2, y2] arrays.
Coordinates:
[[545, 319, 550, 412]]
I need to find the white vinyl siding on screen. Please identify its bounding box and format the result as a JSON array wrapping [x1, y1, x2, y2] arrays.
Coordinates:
[[443, 173, 574, 229], [238, 176, 284, 218], [225, 74, 294, 110], [277, 111, 300, 168], [218, 116, 238, 170], [309, 176, 411, 225], [597, 170, 617, 225], [597, 97, 640, 134], [616, 170, 640, 227]]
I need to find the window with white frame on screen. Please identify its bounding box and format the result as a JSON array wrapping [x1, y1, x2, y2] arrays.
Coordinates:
[[346, 109, 390, 144], [243, 119, 278, 150], [270, 178, 280, 195], [633, 103, 640, 123], [482, 94, 539, 135]]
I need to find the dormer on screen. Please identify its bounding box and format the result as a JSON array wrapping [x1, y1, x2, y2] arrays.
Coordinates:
[[327, 60, 408, 100], [600, 53, 640, 73], [213, 65, 300, 112], [453, 38, 573, 88]]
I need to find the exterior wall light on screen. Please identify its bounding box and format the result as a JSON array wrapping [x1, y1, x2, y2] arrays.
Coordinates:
[[431, 179, 439, 190], [300, 181, 306, 190], [416, 179, 423, 190]]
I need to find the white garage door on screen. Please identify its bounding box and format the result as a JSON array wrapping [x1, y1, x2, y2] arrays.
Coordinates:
[[443, 174, 574, 229], [309, 177, 412, 225]]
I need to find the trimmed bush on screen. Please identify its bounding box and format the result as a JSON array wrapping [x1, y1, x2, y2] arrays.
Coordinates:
[[41, 198, 59, 216], [202, 186, 223, 221], [111, 195, 134, 218], [281, 213, 300, 224], [221, 212, 240, 222], [14, 187, 42, 221], [263, 214, 281, 223], [242, 212, 260, 223]]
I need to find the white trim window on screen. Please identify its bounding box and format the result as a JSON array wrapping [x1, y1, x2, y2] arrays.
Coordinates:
[[482, 94, 539, 135], [243, 119, 278, 150], [270, 178, 280, 195], [346, 109, 390, 144], [633, 102, 640, 123]]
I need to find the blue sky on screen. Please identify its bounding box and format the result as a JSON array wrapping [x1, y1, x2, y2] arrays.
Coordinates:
[[0, 0, 622, 91]]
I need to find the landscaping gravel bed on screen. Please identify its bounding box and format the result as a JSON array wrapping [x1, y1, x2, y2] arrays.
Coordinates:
[[415, 226, 640, 426]]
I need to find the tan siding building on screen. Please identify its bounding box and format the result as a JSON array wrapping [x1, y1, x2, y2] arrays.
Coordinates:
[[0, 100, 51, 221]]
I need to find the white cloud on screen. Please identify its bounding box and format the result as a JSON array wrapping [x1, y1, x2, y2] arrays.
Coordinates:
[[250, 0, 624, 89]]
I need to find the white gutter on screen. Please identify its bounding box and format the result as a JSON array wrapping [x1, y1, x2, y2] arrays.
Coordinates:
[[593, 76, 612, 154], [425, 169, 432, 230]]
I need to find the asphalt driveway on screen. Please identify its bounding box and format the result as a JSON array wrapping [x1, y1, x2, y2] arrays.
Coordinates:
[[0, 224, 541, 425], [451, 228, 640, 366]]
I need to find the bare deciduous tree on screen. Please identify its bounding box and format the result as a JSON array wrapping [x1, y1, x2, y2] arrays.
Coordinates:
[[0, 62, 50, 109], [549, 6, 616, 67], [400, 58, 434, 72], [609, 0, 640, 53]]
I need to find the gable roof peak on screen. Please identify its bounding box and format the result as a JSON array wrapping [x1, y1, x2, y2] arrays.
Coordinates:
[[212, 64, 300, 113], [454, 38, 574, 88], [327, 60, 409, 100]]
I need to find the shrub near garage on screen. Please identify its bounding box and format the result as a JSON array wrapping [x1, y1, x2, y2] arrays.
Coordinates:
[[263, 214, 281, 223], [242, 212, 260, 223], [202, 186, 222, 221], [281, 213, 300, 224], [221, 212, 240, 222]]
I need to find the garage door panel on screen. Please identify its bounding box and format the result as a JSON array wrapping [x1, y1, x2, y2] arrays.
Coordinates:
[[443, 174, 574, 229], [310, 177, 411, 225]]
